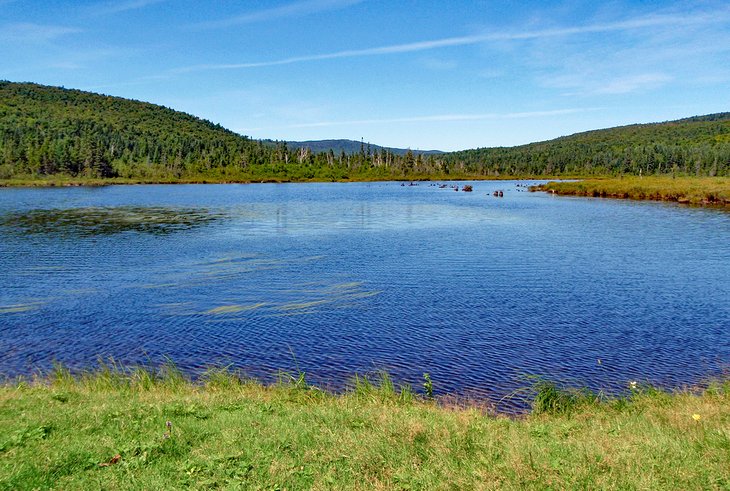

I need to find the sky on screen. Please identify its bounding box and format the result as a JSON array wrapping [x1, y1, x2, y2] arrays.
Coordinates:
[[1, 1, 729, 151]]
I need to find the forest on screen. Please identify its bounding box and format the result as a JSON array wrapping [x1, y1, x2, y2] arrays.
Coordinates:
[[1, 81, 728, 182]]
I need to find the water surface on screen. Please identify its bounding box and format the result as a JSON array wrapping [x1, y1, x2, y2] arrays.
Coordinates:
[[0, 182, 728, 408]]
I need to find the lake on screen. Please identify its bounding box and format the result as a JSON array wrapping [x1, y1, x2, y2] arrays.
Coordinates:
[[0, 181, 728, 408]]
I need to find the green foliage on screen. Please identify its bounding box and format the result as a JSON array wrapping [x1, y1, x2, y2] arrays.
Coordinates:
[[0, 82, 441, 182], [536, 176, 730, 205], [2, 81, 728, 183], [350, 372, 414, 404], [527, 376, 598, 415], [446, 114, 730, 177], [423, 372, 434, 399], [1, 368, 728, 489]]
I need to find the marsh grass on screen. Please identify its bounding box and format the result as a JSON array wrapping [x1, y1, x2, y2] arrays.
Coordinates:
[[535, 176, 730, 205], [525, 376, 601, 416], [1, 364, 729, 489]]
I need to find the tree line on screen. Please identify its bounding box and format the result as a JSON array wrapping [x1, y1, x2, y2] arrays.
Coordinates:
[[1, 82, 728, 181]]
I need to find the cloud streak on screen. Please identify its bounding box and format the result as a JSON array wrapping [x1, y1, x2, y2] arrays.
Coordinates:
[[592, 73, 673, 95], [239, 108, 597, 132], [176, 8, 730, 72], [194, 0, 364, 29], [0, 23, 81, 43], [89, 0, 167, 15]]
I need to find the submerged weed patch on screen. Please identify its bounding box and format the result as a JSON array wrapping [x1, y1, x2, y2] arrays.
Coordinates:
[[0, 206, 227, 237]]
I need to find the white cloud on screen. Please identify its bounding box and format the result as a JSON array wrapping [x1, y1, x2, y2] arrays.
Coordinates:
[[238, 108, 598, 132], [417, 57, 458, 71], [544, 71, 675, 96], [89, 0, 167, 15], [175, 7, 730, 72], [0, 23, 81, 43], [592, 74, 673, 95]]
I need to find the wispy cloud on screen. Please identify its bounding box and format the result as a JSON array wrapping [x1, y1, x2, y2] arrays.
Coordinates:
[[417, 57, 458, 71], [175, 8, 730, 72], [239, 108, 597, 132], [545, 71, 674, 96], [89, 0, 167, 16], [592, 73, 673, 95], [194, 0, 364, 29], [531, 6, 730, 97], [0, 23, 81, 43]]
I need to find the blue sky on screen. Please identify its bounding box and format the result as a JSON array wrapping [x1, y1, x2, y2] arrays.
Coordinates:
[[1, 0, 729, 151]]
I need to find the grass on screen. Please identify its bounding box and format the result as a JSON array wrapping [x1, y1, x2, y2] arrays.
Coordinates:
[[1, 364, 729, 490], [534, 176, 730, 206]]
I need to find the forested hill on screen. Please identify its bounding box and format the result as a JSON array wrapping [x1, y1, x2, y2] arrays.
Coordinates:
[[1, 81, 728, 181], [444, 113, 730, 176], [0, 81, 275, 179]]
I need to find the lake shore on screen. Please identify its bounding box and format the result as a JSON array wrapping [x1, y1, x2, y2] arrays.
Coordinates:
[[1, 367, 728, 489], [3, 175, 729, 210], [0, 174, 571, 188], [533, 176, 730, 206]]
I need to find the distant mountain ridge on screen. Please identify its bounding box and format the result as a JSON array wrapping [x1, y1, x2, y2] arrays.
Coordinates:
[[263, 139, 444, 156]]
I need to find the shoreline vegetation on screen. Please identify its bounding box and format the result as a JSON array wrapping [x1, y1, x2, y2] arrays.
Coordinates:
[[1, 364, 729, 489], [2, 174, 730, 208], [2, 82, 728, 191], [0, 173, 551, 188], [534, 176, 730, 206]]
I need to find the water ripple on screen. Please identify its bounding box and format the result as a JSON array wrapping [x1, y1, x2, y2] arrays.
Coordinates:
[[0, 182, 728, 408]]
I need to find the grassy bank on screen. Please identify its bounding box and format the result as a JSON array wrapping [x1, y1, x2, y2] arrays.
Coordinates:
[[534, 176, 730, 206], [1, 367, 728, 490]]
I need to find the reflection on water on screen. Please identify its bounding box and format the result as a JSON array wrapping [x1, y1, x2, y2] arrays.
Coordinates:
[[0, 206, 226, 236], [0, 182, 728, 410]]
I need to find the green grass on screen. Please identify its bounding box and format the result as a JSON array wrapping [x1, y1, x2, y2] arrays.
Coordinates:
[[1, 365, 729, 490], [534, 176, 730, 206]]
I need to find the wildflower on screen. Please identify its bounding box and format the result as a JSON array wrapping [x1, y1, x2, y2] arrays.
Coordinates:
[[692, 414, 701, 421], [163, 420, 173, 439], [629, 381, 638, 390]]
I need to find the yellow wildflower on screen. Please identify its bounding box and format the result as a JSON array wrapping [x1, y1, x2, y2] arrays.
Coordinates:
[[692, 414, 701, 421]]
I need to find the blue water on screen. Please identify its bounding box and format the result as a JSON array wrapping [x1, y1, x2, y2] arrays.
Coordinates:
[[0, 182, 728, 408]]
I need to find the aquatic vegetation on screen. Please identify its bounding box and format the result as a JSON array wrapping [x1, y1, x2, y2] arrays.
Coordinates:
[[0, 206, 227, 236], [277, 299, 330, 311], [205, 303, 267, 315], [0, 302, 45, 314]]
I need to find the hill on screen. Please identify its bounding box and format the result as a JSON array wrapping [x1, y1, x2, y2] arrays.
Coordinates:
[[0, 81, 276, 180], [0, 81, 728, 181], [0, 82, 440, 182], [444, 113, 730, 176]]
